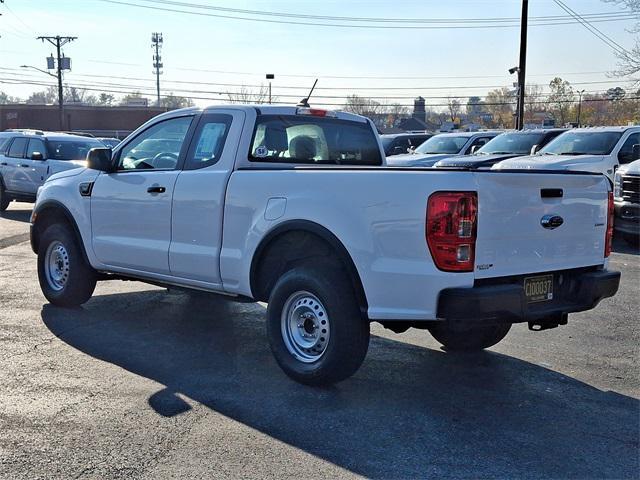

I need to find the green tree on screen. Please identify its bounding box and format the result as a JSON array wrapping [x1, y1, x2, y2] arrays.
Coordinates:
[[0, 91, 21, 104], [97, 93, 116, 106], [484, 87, 515, 127], [160, 93, 195, 109], [548, 77, 575, 126]]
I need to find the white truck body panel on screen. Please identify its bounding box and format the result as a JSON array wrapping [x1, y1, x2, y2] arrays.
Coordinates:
[[33, 105, 613, 322]]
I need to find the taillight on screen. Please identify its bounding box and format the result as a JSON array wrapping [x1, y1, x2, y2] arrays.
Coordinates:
[[426, 191, 478, 272], [605, 191, 614, 257]]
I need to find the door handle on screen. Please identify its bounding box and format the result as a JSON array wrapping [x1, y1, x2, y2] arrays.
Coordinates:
[[0, 162, 7, 166], [147, 186, 166, 194], [19, 164, 30, 168]]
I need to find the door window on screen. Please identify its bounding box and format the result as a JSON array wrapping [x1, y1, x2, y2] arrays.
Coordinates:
[[117, 116, 193, 171], [185, 114, 233, 170], [618, 133, 640, 164], [466, 136, 491, 154], [7, 137, 28, 158], [27, 139, 47, 159]]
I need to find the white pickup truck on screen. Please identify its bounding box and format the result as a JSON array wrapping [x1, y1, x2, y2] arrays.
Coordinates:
[[493, 126, 640, 181], [30, 105, 620, 385]]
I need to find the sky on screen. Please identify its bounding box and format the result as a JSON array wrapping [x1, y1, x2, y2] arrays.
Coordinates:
[[0, 0, 638, 110]]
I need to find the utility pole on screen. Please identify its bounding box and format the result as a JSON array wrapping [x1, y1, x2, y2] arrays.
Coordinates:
[[516, 0, 528, 130], [152, 33, 163, 107], [37, 35, 77, 130], [576, 89, 585, 127]]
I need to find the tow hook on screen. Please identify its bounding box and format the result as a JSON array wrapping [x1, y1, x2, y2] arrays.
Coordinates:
[[528, 313, 568, 331]]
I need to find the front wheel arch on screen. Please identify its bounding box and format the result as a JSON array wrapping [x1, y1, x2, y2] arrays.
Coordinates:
[[31, 202, 89, 264]]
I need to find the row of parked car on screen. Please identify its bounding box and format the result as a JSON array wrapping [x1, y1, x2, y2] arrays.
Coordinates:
[[0, 120, 638, 247], [382, 126, 640, 245]]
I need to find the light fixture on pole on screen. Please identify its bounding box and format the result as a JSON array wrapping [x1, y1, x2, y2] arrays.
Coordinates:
[[266, 73, 274, 104]]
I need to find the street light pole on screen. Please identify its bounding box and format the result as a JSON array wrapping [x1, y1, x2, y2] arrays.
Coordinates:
[[577, 89, 585, 127], [266, 73, 274, 104]]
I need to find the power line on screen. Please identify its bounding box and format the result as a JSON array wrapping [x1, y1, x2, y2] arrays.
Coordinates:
[[94, 0, 638, 30], [552, 0, 632, 57], [0, 66, 630, 92], [2, 77, 637, 107], [1, 70, 626, 100], [127, 0, 638, 25]]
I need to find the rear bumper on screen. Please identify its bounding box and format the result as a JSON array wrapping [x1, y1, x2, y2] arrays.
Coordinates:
[[437, 269, 620, 324]]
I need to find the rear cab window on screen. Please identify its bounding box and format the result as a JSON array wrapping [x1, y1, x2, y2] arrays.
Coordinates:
[[249, 114, 382, 165]]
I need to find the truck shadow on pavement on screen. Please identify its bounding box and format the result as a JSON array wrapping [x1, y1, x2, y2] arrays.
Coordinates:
[[42, 290, 639, 479], [0, 207, 31, 223]]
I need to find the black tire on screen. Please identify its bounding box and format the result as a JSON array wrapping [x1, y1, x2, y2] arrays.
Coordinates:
[[429, 322, 511, 351], [266, 261, 370, 386], [0, 181, 10, 211], [37, 223, 97, 307], [623, 233, 639, 247]]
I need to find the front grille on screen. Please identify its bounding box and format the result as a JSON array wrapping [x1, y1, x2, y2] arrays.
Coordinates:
[[621, 174, 640, 204]]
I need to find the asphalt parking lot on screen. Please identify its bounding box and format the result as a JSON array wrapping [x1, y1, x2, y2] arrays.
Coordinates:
[[1, 201, 638, 479]]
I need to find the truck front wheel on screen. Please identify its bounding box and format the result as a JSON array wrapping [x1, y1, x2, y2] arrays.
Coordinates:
[[429, 322, 511, 351], [37, 224, 97, 307], [266, 262, 370, 386]]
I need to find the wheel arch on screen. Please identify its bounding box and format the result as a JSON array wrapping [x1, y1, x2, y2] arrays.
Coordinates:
[[249, 220, 369, 318], [31, 200, 89, 264]]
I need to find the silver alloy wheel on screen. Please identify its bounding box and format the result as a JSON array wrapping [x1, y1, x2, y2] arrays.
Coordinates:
[[281, 291, 331, 363], [44, 241, 70, 291]]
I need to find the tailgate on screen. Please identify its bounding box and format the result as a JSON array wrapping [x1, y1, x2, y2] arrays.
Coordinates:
[[473, 172, 608, 279]]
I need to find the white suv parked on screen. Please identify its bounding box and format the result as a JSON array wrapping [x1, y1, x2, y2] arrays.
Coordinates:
[[0, 130, 103, 210], [493, 126, 640, 180]]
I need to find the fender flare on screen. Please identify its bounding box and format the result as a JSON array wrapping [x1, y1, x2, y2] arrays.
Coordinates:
[[31, 200, 89, 263], [250, 219, 368, 316]]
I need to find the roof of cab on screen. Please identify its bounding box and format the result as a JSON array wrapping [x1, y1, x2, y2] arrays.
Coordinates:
[[431, 130, 503, 138]]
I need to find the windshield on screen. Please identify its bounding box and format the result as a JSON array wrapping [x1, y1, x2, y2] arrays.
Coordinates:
[[415, 136, 468, 154], [540, 131, 623, 155], [250, 115, 382, 165], [478, 132, 544, 155], [46, 139, 103, 160]]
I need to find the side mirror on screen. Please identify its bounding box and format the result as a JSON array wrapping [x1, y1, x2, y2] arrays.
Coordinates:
[[530, 144, 540, 155], [30, 151, 44, 161], [470, 145, 480, 154], [632, 144, 640, 160], [87, 147, 113, 172]]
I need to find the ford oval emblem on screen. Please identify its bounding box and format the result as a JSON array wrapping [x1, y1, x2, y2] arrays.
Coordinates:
[[541, 214, 564, 230]]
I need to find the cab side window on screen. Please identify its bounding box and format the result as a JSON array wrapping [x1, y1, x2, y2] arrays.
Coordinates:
[[185, 114, 232, 170], [27, 139, 47, 159], [7, 137, 28, 158], [117, 116, 193, 171], [618, 133, 640, 164]]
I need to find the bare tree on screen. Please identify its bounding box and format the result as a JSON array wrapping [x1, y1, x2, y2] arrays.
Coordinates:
[[603, 0, 640, 81], [446, 96, 462, 123], [343, 94, 382, 117], [226, 85, 272, 104], [524, 84, 544, 123]]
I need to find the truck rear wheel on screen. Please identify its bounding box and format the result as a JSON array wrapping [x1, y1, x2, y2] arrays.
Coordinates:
[[0, 182, 10, 211], [429, 322, 511, 351], [266, 262, 370, 386], [37, 224, 97, 307]]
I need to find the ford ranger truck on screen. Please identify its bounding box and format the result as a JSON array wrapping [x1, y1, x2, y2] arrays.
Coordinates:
[[30, 105, 621, 386]]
